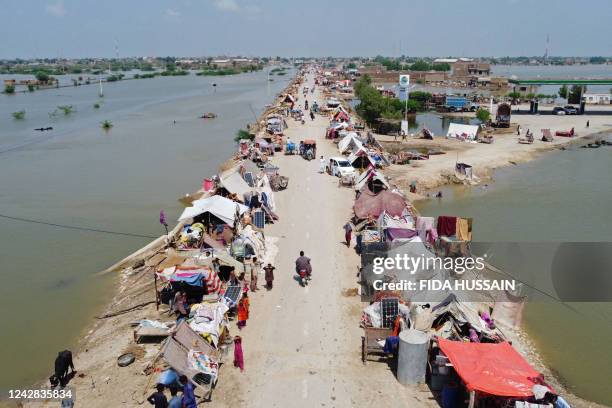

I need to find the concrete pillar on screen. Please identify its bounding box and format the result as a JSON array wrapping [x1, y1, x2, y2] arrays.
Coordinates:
[[397, 329, 429, 385]]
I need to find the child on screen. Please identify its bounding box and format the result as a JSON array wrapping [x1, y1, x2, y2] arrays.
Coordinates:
[[263, 263, 275, 289]]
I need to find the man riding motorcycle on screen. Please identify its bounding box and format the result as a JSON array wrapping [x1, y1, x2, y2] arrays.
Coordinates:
[[295, 251, 312, 286]]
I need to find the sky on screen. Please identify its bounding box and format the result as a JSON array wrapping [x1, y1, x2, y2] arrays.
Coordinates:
[[1, 0, 611, 59]]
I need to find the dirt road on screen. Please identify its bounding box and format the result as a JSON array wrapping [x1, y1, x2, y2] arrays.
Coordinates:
[[211, 73, 437, 408]]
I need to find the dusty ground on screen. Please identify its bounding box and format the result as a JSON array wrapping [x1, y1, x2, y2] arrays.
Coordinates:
[[210, 73, 439, 408]]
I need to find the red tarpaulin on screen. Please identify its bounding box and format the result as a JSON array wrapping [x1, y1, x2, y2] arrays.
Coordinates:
[[438, 339, 542, 397], [353, 190, 407, 219]]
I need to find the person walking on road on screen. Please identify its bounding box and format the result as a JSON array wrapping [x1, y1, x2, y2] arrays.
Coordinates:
[[343, 222, 353, 247]]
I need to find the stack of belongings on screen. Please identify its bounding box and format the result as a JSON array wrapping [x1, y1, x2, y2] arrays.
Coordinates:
[[156, 264, 222, 303], [409, 294, 504, 342], [189, 301, 230, 348], [326, 121, 350, 139]]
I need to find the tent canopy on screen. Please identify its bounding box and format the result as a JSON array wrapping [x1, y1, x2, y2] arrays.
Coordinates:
[[338, 133, 363, 154], [438, 338, 543, 397], [447, 123, 479, 140], [354, 189, 407, 219], [219, 170, 253, 198], [179, 195, 249, 224], [355, 168, 390, 192]]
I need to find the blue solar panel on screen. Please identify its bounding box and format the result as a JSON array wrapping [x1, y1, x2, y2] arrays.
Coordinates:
[[253, 210, 265, 229]]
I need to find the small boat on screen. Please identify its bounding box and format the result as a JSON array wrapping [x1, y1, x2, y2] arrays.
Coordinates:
[[199, 113, 217, 119]]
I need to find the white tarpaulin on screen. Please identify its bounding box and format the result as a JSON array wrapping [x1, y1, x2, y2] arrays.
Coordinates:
[[219, 169, 253, 199], [338, 133, 363, 154], [354, 168, 390, 191], [446, 123, 479, 141], [178, 195, 249, 224]]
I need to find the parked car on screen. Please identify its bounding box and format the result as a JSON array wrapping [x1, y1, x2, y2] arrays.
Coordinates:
[[563, 105, 578, 115], [552, 107, 566, 115], [329, 157, 355, 178]]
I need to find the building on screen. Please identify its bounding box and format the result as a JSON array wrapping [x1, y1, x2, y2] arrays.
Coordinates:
[[583, 93, 611, 105], [452, 61, 491, 79]]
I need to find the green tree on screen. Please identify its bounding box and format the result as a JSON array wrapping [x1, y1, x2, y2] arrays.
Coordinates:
[[568, 85, 585, 104], [346, 62, 357, 69], [507, 91, 521, 100], [409, 60, 431, 71], [476, 108, 491, 123], [234, 129, 253, 142], [101, 120, 113, 130], [4, 84, 15, 94], [558, 85, 568, 99], [432, 63, 451, 72], [35, 71, 51, 83]]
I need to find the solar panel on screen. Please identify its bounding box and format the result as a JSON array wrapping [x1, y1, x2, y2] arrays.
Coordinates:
[[244, 172, 255, 187], [224, 285, 242, 304], [381, 297, 399, 328], [253, 210, 265, 229]]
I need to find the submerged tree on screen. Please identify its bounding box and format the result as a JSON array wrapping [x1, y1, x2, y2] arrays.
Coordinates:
[[57, 105, 75, 115], [101, 120, 113, 130], [3, 84, 15, 94], [12, 110, 26, 120]]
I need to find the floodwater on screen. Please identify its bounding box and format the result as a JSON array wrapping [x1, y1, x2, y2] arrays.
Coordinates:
[[0, 69, 293, 391], [417, 143, 612, 405]]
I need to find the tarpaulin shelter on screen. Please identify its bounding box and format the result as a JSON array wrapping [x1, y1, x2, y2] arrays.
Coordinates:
[[333, 110, 350, 122], [338, 133, 363, 154], [446, 123, 479, 141], [157, 265, 221, 295], [179, 195, 249, 225], [348, 148, 377, 169], [355, 168, 390, 192], [219, 169, 253, 201], [354, 189, 407, 219], [438, 338, 543, 397]]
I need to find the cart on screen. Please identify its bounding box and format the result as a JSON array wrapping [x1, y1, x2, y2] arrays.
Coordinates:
[[285, 141, 296, 155], [361, 326, 393, 364], [301, 139, 316, 161]]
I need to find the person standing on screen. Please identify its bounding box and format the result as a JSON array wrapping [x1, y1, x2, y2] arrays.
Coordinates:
[[343, 222, 353, 247], [179, 375, 197, 408], [264, 263, 275, 289], [237, 293, 250, 329], [310, 110, 315, 121], [147, 384, 168, 408], [586, 120, 590, 128], [319, 156, 326, 173], [250, 257, 259, 292]]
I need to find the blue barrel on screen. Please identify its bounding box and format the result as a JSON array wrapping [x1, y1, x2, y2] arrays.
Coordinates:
[[441, 383, 459, 408]]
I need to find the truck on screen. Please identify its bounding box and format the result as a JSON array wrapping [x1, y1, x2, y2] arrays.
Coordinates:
[[444, 96, 478, 112]]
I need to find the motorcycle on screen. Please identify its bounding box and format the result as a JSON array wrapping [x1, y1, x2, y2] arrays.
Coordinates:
[[298, 269, 309, 287]]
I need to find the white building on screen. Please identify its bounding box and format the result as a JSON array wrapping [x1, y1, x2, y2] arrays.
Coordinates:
[[583, 93, 611, 105]]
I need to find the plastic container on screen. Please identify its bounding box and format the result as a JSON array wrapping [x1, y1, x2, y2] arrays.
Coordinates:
[[203, 178, 214, 191]]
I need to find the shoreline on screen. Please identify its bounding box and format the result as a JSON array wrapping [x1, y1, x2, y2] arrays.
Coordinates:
[[16, 68, 611, 407]]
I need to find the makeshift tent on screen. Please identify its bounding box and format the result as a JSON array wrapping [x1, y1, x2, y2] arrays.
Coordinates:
[[179, 195, 249, 225], [355, 168, 391, 192], [438, 338, 544, 397], [219, 170, 253, 200], [282, 94, 295, 104], [354, 189, 407, 219], [348, 148, 377, 169], [157, 266, 221, 294], [446, 123, 479, 141], [338, 133, 363, 154]]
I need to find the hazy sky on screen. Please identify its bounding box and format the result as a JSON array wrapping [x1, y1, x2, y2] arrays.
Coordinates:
[[1, 0, 611, 58]]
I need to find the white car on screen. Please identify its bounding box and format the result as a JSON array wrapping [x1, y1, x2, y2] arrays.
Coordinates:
[[329, 157, 355, 178]]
